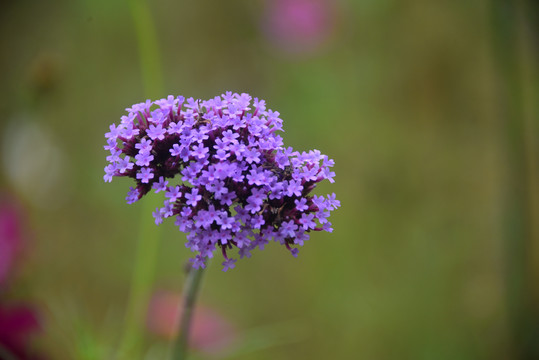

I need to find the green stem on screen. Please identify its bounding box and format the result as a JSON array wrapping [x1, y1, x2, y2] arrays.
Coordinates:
[[490, 0, 539, 357], [170, 265, 207, 360], [129, 0, 164, 98], [116, 199, 162, 358], [116, 0, 164, 358]]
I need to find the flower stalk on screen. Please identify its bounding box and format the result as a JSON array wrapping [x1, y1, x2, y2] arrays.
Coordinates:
[[116, 0, 163, 358], [170, 264, 206, 360]]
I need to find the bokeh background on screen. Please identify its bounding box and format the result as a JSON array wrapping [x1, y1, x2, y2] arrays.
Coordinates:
[[1, 0, 538, 359]]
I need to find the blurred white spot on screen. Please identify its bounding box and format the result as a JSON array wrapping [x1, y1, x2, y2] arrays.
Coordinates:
[[2, 115, 67, 208]]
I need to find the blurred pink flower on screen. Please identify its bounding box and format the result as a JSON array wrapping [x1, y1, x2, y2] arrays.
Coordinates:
[[0, 194, 24, 287], [262, 0, 336, 55], [0, 194, 39, 360], [147, 291, 237, 354], [0, 194, 43, 359], [0, 304, 42, 360]]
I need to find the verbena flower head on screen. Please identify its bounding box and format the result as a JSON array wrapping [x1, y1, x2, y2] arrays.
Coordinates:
[[104, 92, 339, 271]]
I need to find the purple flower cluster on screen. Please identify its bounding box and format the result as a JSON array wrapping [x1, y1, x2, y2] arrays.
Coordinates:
[[104, 92, 339, 271]]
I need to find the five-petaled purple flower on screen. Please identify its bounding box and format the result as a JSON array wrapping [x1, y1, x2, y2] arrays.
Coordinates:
[[103, 92, 339, 271]]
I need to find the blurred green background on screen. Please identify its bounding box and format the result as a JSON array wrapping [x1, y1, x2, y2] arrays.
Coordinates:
[[1, 0, 538, 359]]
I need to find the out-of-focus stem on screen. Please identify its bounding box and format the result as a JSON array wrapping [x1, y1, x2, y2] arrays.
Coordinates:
[[489, 0, 539, 357], [116, 200, 162, 359], [129, 0, 164, 98], [116, 0, 164, 358]]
